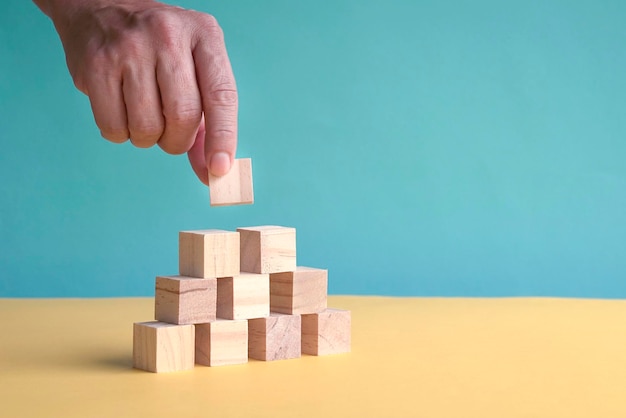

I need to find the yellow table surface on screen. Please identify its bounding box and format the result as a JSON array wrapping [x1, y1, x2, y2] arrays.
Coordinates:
[[2, 296, 626, 417]]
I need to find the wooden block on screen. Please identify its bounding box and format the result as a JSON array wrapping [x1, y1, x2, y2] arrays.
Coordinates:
[[270, 267, 328, 314], [301, 309, 351, 356], [195, 319, 248, 367], [248, 313, 301, 361], [237, 226, 296, 274], [217, 273, 270, 320], [208, 158, 254, 207], [155, 275, 217, 325], [179, 229, 240, 278], [133, 321, 195, 373]]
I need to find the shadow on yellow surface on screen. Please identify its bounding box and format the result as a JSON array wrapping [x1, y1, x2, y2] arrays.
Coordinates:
[[1, 296, 626, 417]]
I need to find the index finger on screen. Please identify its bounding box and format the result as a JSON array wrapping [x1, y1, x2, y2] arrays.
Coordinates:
[[192, 15, 238, 177]]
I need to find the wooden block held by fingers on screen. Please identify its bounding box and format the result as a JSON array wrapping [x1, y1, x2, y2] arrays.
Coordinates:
[[301, 309, 351, 356], [237, 226, 296, 274], [270, 267, 328, 314], [133, 321, 195, 373], [217, 273, 270, 320], [195, 319, 248, 367], [208, 158, 254, 207], [155, 275, 217, 325], [248, 313, 301, 361], [179, 230, 240, 278]]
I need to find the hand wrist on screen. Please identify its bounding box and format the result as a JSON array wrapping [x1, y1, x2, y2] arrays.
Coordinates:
[[34, 0, 156, 34], [34, 0, 95, 35]]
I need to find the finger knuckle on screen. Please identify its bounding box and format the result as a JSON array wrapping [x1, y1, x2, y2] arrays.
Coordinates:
[[130, 140, 155, 149], [207, 126, 236, 142], [147, 12, 181, 49], [209, 84, 238, 107], [100, 127, 129, 144], [198, 13, 219, 29], [196, 13, 223, 39], [159, 139, 192, 155], [72, 74, 87, 94], [129, 122, 163, 143], [130, 135, 158, 148], [164, 102, 202, 126]]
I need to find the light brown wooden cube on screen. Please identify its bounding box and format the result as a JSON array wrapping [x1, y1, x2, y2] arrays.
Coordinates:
[[217, 273, 270, 320], [237, 226, 296, 274], [195, 319, 248, 367], [155, 275, 217, 325], [270, 267, 327, 314], [301, 309, 351, 356], [248, 313, 301, 361], [179, 229, 240, 278], [208, 158, 254, 207], [133, 321, 195, 373]]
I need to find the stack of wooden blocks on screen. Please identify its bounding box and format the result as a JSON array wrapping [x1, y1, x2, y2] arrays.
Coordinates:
[[133, 226, 351, 373]]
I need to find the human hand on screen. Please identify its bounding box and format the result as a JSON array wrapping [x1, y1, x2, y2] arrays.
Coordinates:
[[34, 0, 238, 183]]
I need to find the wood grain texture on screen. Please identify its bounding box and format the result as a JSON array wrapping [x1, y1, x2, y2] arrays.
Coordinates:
[[208, 158, 254, 207], [133, 321, 195, 373], [217, 273, 270, 320], [270, 267, 328, 314], [248, 313, 301, 361], [154, 276, 216, 325], [179, 230, 240, 278], [195, 319, 248, 367], [238, 226, 296, 274], [301, 309, 351, 356]]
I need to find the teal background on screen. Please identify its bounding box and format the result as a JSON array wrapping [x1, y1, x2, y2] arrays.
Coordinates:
[[1, 0, 625, 297]]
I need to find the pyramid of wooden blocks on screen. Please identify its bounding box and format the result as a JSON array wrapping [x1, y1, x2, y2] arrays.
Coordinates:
[[133, 224, 351, 373]]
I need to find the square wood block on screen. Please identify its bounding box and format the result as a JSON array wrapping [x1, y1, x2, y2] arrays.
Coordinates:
[[237, 226, 296, 274], [301, 309, 351, 356], [195, 319, 248, 367], [155, 275, 217, 325], [217, 273, 270, 320], [133, 321, 195, 373], [270, 267, 327, 314], [208, 158, 254, 207], [179, 229, 240, 278], [248, 313, 301, 361]]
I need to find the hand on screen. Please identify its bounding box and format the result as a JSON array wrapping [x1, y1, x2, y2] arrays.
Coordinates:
[[34, 0, 238, 184]]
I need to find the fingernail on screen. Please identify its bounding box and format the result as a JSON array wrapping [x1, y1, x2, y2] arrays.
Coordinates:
[[209, 152, 232, 177]]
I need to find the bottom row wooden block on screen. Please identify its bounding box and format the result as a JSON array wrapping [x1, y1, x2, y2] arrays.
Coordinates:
[[134, 309, 351, 372], [302, 309, 351, 356], [249, 313, 301, 361], [195, 319, 248, 367], [133, 322, 195, 373]]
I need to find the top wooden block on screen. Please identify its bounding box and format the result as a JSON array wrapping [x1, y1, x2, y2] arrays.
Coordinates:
[[208, 158, 254, 207], [237, 226, 296, 274], [179, 230, 240, 278]]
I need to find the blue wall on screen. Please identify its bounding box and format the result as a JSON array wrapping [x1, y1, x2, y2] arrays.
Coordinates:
[[1, 0, 625, 297]]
